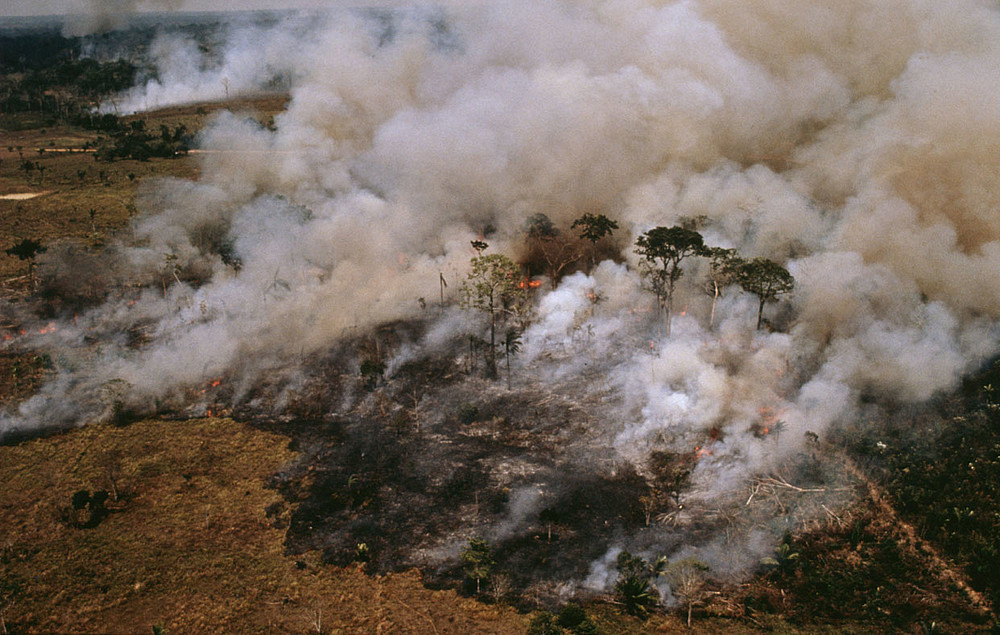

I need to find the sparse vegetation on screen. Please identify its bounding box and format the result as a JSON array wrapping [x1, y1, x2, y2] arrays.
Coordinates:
[[460, 252, 530, 377], [859, 362, 1000, 611]]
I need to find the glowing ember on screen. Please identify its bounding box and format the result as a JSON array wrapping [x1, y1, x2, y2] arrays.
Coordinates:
[[38, 323, 56, 335], [754, 406, 784, 438], [200, 378, 224, 395]]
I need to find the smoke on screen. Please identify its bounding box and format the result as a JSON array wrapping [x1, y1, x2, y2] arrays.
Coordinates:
[[7, 0, 1000, 597], [63, 0, 186, 36], [106, 12, 323, 113]]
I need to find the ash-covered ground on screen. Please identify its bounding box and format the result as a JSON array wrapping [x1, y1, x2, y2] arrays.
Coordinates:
[[186, 314, 857, 607]]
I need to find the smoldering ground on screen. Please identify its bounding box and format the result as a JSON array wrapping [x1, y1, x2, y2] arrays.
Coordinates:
[[5, 0, 1000, 604]]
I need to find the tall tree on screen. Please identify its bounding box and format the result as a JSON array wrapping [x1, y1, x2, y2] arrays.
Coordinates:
[[503, 327, 522, 390], [461, 253, 529, 376], [572, 212, 618, 270], [736, 257, 794, 330], [523, 212, 559, 241], [5, 238, 46, 283], [461, 538, 495, 594], [523, 213, 581, 285], [634, 226, 707, 336]]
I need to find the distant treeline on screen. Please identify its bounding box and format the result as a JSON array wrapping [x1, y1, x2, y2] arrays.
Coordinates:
[[0, 30, 144, 129], [0, 31, 80, 73], [0, 32, 139, 131], [1, 57, 137, 113], [92, 118, 193, 161]]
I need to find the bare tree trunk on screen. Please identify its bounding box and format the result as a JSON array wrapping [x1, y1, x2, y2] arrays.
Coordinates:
[[488, 295, 497, 376], [506, 350, 511, 389], [709, 281, 720, 330], [665, 276, 676, 338]]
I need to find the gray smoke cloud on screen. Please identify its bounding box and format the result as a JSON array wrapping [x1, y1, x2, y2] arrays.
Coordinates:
[[63, 0, 185, 36], [7, 0, 1000, 591]]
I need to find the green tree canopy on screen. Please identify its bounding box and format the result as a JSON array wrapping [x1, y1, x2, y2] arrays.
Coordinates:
[[736, 257, 794, 330], [5, 238, 46, 281], [461, 537, 496, 594], [634, 226, 708, 335], [572, 213, 619, 271], [572, 213, 618, 244], [461, 253, 529, 376], [524, 212, 559, 241], [614, 551, 658, 617]]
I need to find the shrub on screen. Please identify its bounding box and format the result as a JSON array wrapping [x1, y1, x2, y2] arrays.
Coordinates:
[[457, 402, 479, 424], [614, 551, 657, 617]]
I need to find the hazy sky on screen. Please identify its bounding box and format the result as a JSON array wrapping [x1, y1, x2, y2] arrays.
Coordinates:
[[1, 0, 354, 18]]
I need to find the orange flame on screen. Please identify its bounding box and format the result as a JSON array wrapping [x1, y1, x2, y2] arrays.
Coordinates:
[[518, 279, 542, 289], [695, 445, 712, 459], [200, 378, 223, 395], [755, 406, 783, 437], [38, 322, 56, 335]]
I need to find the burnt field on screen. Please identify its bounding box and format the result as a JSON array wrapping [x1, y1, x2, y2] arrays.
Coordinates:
[[6, 2, 1000, 632]]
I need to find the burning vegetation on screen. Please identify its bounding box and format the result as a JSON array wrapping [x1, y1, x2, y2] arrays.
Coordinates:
[[4, 0, 1000, 630]]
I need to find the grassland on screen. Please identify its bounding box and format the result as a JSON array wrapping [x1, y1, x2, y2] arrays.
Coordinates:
[[0, 417, 527, 633], [0, 97, 285, 281]]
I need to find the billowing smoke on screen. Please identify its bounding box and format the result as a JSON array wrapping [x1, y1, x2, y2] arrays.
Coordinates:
[[105, 11, 318, 113], [7, 0, 1000, 598]]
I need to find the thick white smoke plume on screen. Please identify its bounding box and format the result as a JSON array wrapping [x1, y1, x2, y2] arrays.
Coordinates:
[[105, 12, 315, 113], [7, 0, 1000, 588]]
